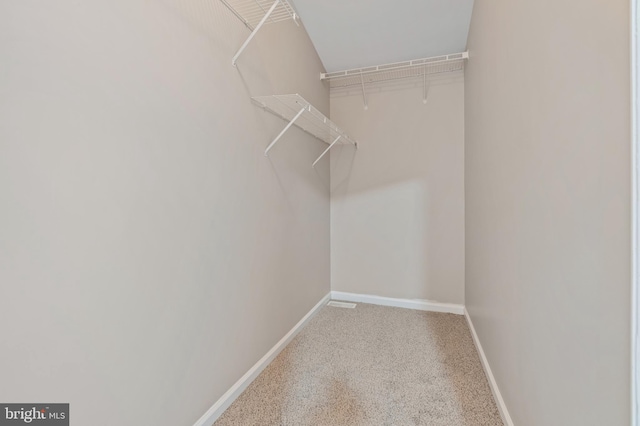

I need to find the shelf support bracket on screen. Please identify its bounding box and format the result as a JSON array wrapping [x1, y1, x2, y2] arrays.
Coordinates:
[[232, 0, 280, 67], [423, 67, 430, 104], [312, 135, 341, 168], [264, 106, 306, 156], [360, 73, 368, 110]]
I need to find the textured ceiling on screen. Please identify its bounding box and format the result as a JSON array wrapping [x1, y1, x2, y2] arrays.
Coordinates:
[[290, 0, 475, 72]]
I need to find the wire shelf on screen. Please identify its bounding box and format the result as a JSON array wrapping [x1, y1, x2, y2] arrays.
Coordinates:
[[220, 0, 296, 30], [321, 52, 468, 88], [252, 94, 358, 149]]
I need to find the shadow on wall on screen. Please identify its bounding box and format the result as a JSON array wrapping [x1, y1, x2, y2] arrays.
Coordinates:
[[330, 177, 445, 299], [329, 72, 465, 303], [330, 142, 357, 195], [159, 0, 240, 53], [329, 71, 464, 198]]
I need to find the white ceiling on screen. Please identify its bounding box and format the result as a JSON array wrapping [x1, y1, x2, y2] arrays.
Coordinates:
[[290, 0, 475, 73]]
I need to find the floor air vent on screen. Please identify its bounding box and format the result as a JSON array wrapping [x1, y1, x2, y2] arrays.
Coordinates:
[[327, 301, 357, 308]]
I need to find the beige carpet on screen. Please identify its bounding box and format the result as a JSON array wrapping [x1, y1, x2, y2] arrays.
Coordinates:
[[215, 302, 503, 426]]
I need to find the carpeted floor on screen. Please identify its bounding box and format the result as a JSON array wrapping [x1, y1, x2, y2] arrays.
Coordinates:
[[214, 302, 503, 426]]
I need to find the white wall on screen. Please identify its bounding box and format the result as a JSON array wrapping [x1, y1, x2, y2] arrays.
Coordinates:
[[465, 0, 631, 424], [0, 1, 330, 425], [330, 75, 465, 304]]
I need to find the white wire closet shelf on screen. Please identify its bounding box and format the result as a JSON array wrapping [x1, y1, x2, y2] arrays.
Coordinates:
[[252, 94, 358, 166], [321, 52, 469, 88], [220, 0, 298, 66]]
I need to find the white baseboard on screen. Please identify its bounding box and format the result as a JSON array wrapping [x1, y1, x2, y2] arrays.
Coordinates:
[[193, 292, 331, 426], [330, 291, 465, 315], [464, 308, 514, 426]]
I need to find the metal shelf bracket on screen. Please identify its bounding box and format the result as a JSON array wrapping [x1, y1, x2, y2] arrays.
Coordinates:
[[232, 0, 280, 66], [264, 106, 307, 156], [360, 73, 368, 110], [423, 68, 430, 104], [313, 135, 341, 168], [252, 94, 359, 165], [220, 0, 298, 66]]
